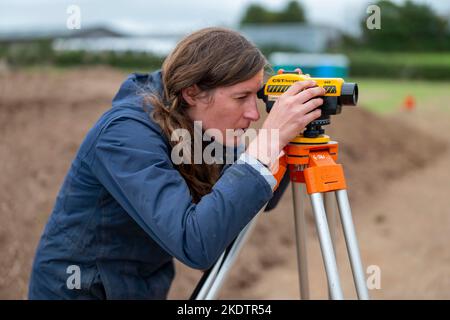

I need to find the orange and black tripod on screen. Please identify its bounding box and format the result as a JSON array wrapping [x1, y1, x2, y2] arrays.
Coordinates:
[[193, 134, 369, 300]]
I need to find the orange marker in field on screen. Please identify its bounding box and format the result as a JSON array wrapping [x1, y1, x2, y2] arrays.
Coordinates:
[[403, 95, 416, 111]]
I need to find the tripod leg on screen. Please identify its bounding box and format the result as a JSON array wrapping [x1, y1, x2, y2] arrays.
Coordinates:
[[324, 191, 338, 299], [335, 190, 370, 300], [324, 192, 338, 252], [194, 251, 225, 300], [310, 193, 344, 299], [203, 212, 260, 300], [291, 181, 310, 300]]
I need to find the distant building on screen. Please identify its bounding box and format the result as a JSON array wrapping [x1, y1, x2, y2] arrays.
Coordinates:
[[66, 26, 125, 38], [239, 24, 342, 53], [52, 27, 184, 56], [270, 52, 350, 77], [0, 26, 125, 44], [0, 25, 184, 56], [0, 23, 343, 56]]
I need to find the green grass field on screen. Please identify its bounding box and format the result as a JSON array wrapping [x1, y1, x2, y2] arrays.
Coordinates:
[[348, 77, 450, 114], [348, 51, 450, 68]]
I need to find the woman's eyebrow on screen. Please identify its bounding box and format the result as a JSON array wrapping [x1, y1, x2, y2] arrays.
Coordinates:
[[233, 90, 253, 95], [233, 88, 260, 95]]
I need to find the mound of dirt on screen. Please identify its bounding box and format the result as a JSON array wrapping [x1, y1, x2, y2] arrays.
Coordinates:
[[327, 107, 444, 204], [0, 68, 446, 299]]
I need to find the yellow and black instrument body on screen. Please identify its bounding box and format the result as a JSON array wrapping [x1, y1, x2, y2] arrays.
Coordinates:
[[257, 70, 358, 138]]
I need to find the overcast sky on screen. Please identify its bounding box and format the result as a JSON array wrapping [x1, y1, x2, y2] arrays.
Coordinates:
[[1, 0, 449, 35]]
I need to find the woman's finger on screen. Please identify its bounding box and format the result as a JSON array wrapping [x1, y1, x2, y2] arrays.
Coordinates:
[[301, 108, 322, 125], [299, 97, 324, 115], [283, 80, 316, 96], [294, 86, 326, 104]]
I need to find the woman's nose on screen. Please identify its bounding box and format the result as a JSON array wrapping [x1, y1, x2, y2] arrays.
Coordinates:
[[243, 98, 260, 121]]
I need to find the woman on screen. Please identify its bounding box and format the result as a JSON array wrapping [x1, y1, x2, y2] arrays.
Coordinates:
[[29, 27, 324, 299]]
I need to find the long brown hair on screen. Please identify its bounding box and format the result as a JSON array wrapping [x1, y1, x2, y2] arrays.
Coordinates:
[[149, 27, 267, 203]]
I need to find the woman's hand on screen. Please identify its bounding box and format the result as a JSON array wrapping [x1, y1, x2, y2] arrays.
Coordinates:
[[263, 80, 325, 148], [246, 77, 325, 169]]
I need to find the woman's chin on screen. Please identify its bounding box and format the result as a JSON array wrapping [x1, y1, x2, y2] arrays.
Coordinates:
[[224, 134, 246, 147]]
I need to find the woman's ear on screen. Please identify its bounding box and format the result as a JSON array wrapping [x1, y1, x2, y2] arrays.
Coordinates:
[[181, 85, 201, 107]]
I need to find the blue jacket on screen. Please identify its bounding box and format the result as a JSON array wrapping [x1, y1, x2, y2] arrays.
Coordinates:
[[28, 71, 274, 300]]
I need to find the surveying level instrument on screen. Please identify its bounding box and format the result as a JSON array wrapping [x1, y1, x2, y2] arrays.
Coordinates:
[[191, 70, 369, 300], [258, 69, 358, 138]]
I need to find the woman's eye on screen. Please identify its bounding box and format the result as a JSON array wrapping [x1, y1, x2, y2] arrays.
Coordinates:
[[236, 96, 247, 100]]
